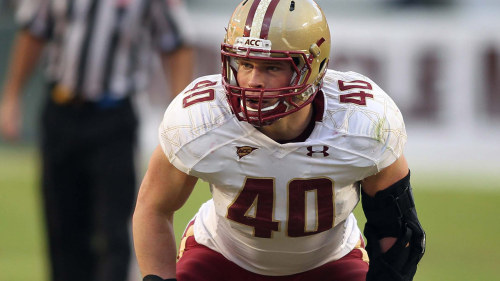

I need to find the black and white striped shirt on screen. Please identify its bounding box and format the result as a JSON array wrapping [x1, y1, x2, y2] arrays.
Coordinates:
[[17, 0, 194, 101]]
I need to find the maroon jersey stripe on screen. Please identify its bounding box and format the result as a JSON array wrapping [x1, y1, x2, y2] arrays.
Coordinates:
[[244, 0, 262, 37], [260, 0, 280, 39]]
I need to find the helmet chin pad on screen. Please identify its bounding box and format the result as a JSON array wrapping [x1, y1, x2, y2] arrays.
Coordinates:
[[239, 97, 288, 127]]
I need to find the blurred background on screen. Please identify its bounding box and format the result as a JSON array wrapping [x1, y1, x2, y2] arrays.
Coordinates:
[[2, 0, 500, 172], [1, 0, 499, 281]]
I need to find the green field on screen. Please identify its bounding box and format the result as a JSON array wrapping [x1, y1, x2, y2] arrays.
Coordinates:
[[1, 144, 499, 281]]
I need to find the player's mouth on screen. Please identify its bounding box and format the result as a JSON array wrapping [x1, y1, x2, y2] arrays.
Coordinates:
[[243, 98, 280, 112]]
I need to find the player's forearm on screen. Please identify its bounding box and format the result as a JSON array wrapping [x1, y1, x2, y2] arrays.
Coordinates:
[[133, 207, 178, 280], [161, 46, 194, 97], [2, 31, 45, 99]]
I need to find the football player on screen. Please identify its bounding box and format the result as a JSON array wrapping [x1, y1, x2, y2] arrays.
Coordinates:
[[133, 0, 425, 280]]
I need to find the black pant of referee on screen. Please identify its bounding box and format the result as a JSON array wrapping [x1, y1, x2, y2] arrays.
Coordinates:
[[40, 86, 137, 281]]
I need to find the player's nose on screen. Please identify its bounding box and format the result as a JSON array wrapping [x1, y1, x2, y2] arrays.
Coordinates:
[[247, 68, 266, 88]]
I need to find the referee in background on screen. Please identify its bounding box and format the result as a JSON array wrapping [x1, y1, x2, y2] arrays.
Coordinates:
[[0, 1, 194, 281]]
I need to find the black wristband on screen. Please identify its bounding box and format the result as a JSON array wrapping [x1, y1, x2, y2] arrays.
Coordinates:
[[143, 275, 176, 281]]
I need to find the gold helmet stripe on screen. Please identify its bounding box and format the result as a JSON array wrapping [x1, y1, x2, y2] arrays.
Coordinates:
[[244, 0, 280, 39], [250, 0, 271, 38], [244, 0, 261, 37], [260, 0, 280, 39]]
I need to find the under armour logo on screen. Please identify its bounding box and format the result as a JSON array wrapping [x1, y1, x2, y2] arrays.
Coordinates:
[[307, 146, 330, 157]]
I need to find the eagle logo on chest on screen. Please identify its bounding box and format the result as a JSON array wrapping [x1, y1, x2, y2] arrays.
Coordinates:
[[236, 146, 259, 159]]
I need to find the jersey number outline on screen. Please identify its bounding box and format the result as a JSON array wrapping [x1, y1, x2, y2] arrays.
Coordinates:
[[226, 177, 335, 238], [182, 80, 217, 108], [338, 80, 374, 105]]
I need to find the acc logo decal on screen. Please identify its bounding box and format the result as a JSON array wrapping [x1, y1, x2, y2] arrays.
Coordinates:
[[236, 146, 258, 159], [234, 37, 272, 51], [307, 146, 330, 157], [244, 39, 263, 47]]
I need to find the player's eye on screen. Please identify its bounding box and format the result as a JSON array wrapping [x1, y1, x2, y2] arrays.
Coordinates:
[[240, 62, 253, 70], [267, 65, 281, 72]]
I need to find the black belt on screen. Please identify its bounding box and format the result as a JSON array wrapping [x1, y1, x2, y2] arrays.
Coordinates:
[[50, 83, 129, 109]]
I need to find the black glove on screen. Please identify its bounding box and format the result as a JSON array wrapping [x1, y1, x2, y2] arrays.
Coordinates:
[[365, 220, 425, 281], [362, 172, 426, 281]]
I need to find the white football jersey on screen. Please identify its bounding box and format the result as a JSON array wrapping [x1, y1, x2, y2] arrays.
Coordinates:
[[159, 70, 407, 276]]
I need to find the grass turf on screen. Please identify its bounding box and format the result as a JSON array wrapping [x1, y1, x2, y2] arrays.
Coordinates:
[[1, 144, 499, 281]]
